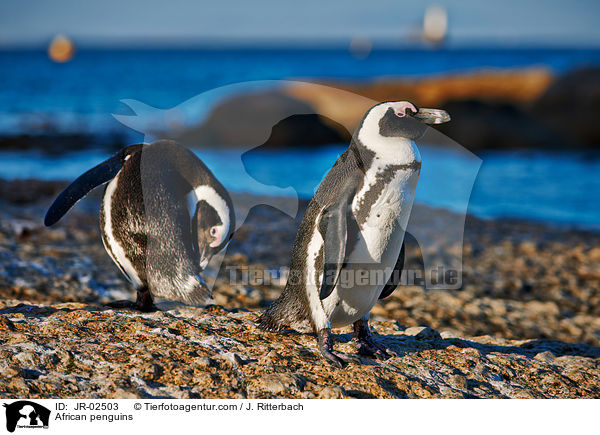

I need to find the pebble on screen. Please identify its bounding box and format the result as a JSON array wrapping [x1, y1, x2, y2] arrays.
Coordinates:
[[404, 326, 442, 341], [260, 374, 301, 394]]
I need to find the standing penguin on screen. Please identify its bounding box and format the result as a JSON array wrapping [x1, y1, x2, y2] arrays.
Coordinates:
[[45, 140, 235, 311], [259, 101, 450, 367]]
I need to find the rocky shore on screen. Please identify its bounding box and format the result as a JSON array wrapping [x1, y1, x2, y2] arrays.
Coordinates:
[[1, 179, 599, 398], [2, 302, 599, 399]]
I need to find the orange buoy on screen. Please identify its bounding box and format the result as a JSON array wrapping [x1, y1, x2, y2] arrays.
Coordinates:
[[48, 35, 75, 63]]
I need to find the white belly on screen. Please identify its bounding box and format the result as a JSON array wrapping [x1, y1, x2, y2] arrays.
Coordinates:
[[101, 173, 143, 288], [323, 168, 419, 327]]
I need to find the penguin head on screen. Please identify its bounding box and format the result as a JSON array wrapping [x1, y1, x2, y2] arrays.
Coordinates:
[[374, 101, 450, 140], [190, 186, 234, 269], [193, 201, 224, 267], [360, 101, 450, 143]]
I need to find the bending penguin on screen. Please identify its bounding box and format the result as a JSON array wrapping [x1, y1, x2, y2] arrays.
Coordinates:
[[45, 140, 235, 311], [259, 101, 450, 367]]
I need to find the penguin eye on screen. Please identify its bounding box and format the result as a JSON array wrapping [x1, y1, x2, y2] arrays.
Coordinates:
[[210, 226, 219, 238], [394, 104, 417, 117]]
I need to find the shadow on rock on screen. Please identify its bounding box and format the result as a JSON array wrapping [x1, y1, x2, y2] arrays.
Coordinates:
[[385, 327, 599, 359], [337, 325, 600, 360], [0, 303, 107, 319]]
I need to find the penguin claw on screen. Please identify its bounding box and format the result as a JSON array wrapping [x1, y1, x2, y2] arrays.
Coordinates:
[[321, 350, 347, 368], [355, 339, 390, 360], [321, 350, 361, 368], [352, 318, 391, 360], [335, 351, 362, 365], [317, 327, 361, 368]]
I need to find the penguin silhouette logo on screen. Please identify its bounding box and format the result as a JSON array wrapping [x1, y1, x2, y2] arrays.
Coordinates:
[[114, 80, 480, 291], [3, 401, 50, 432]]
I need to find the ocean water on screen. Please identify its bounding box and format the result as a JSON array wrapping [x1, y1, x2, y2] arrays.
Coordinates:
[[1, 48, 600, 134], [1, 48, 600, 227], [1, 145, 599, 229]]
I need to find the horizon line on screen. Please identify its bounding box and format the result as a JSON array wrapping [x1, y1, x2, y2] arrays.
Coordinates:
[[2, 40, 600, 51]]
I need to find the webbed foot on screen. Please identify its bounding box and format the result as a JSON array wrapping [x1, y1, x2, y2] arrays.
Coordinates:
[[353, 317, 390, 360], [317, 328, 361, 368], [105, 287, 156, 312]]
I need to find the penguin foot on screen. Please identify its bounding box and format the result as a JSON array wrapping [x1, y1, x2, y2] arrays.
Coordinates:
[[322, 349, 362, 368], [353, 318, 390, 360], [105, 300, 158, 312], [106, 287, 157, 312], [317, 328, 361, 368], [354, 337, 389, 359]]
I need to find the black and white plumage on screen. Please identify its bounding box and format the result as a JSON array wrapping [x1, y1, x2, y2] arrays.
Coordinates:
[[45, 140, 235, 311], [259, 101, 450, 367]]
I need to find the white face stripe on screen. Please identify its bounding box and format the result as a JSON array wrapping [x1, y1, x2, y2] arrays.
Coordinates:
[[187, 185, 231, 247], [102, 174, 143, 288], [357, 102, 422, 164], [354, 102, 422, 219]]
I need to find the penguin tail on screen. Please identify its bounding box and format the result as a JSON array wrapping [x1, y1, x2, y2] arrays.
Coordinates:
[[257, 289, 310, 332], [181, 275, 212, 306], [150, 272, 212, 306], [257, 301, 287, 331], [44, 144, 143, 226]]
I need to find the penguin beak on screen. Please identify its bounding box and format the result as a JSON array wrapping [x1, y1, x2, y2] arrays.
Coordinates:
[[413, 108, 451, 124]]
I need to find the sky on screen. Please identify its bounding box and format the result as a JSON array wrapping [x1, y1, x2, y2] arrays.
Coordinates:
[[1, 0, 600, 47]]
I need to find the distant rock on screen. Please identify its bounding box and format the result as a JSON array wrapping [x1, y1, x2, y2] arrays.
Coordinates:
[[2, 67, 598, 153], [435, 67, 600, 151], [286, 68, 598, 151], [532, 67, 600, 147], [177, 67, 599, 152], [173, 90, 350, 149], [434, 99, 571, 150], [0, 132, 127, 154]]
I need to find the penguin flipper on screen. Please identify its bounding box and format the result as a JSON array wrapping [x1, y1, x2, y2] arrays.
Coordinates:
[[44, 145, 142, 226], [181, 274, 211, 305], [317, 180, 357, 301], [379, 242, 405, 299]]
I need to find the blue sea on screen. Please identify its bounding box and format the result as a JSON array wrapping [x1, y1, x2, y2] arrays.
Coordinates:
[[1, 48, 600, 228]]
